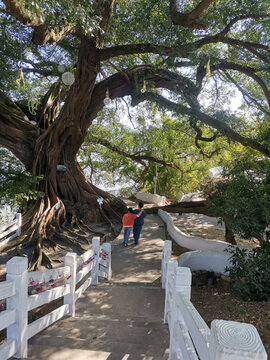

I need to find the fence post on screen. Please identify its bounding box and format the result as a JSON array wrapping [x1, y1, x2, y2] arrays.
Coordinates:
[[164, 259, 177, 324], [6, 256, 28, 359], [168, 266, 192, 360], [161, 240, 172, 289], [102, 242, 112, 280], [174, 266, 191, 300], [64, 252, 77, 317], [92, 236, 100, 285], [16, 213, 22, 237], [210, 319, 267, 360]]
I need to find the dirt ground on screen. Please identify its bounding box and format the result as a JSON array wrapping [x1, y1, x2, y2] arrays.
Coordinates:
[[170, 213, 270, 357]]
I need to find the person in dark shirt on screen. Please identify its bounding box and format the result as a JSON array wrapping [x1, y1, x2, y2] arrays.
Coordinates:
[[133, 202, 146, 245]]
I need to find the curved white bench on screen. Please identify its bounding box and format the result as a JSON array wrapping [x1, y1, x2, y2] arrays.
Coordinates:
[[158, 209, 248, 275], [158, 209, 229, 252], [178, 250, 232, 274]]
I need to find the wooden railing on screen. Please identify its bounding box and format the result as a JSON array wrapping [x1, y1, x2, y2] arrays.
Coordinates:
[[0, 236, 111, 359], [0, 214, 22, 248], [161, 240, 268, 360]]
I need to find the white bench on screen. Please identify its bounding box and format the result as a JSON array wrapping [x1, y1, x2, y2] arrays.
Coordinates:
[[0, 213, 22, 248]]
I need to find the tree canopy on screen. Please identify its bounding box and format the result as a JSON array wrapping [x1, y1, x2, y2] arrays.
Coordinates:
[[0, 0, 269, 268]]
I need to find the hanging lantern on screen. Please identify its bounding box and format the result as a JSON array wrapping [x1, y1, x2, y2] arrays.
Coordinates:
[[62, 72, 75, 86], [104, 88, 112, 105], [57, 65, 66, 73], [141, 80, 146, 93]]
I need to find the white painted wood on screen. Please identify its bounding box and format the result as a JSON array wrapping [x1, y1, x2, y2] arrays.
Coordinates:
[[64, 252, 77, 317], [28, 265, 70, 284], [98, 270, 108, 278], [77, 248, 94, 263], [75, 276, 93, 301], [174, 266, 191, 300], [164, 260, 177, 324], [15, 213, 22, 237], [28, 284, 70, 311], [0, 309, 16, 332], [169, 321, 198, 360], [99, 258, 108, 267], [0, 225, 17, 240], [6, 256, 28, 359], [27, 304, 69, 340], [76, 261, 94, 284], [102, 243, 112, 280], [0, 339, 16, 360], [210, 320, 268, 360], [175, 292, 210, 360], [0, 280, 15, 300], [161, 240, 172, 288], [0, 214, 21, 248], [91, 237, 100, 285]]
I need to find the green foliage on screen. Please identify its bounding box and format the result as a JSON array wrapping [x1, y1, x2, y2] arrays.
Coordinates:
[[0, 148, 44, 213], [225, 241, 270, 301], [205, 158, 270, 240], [0, 0, 270, 208], [80, 106, 227, 197]]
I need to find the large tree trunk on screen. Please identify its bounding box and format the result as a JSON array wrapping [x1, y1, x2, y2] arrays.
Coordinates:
[[10, 130, 126, 270], [0, 39, 126, 270]]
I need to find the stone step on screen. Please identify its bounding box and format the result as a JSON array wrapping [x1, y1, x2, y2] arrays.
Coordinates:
[[74, 286, 165, 322], [26, 344, 169, 360], [25, 285, 170, 360], [29, 317, 169, 348]]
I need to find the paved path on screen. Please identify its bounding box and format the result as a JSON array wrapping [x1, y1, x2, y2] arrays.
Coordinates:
[[26, 210, 170, 360]]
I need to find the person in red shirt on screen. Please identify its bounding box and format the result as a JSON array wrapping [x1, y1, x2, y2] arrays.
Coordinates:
[[122, 207, 142, 247]]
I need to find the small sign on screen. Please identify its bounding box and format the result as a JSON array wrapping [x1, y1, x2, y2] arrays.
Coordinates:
[[97, 197, 104, 205], [57, 165, 67, 172], [55, 203, 60, 210]]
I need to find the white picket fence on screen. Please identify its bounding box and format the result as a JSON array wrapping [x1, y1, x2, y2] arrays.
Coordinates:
[[0, 236, 111, 359], [161, 240, 268, 360], [0, 213, 22, 248]]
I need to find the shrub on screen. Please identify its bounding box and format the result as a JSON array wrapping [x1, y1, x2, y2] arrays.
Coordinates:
[[225, 240, 270, 301], [204, 159, 270, 241]]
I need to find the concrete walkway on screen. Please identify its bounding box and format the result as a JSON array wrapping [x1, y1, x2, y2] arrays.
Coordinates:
[[26, 211, 170, 360]]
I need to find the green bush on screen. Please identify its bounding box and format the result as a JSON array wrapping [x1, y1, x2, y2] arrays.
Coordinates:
[[225, 240, 270, 301], [0, 148, 44, 214], [204, 159, 270, 241]]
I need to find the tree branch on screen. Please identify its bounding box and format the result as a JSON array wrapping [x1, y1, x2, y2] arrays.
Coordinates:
[[0, 91, 37, 170], [90, 135, 184, 172], [194, 35, 269, 63], [218, 14, 270, 37], [3, 0, 77, 45], [132, 91, 270, 158], [221, 70, 270, 115], [196, 62, 270, 108], [99, 43, 174, 61], [169, 0, 215, 30]]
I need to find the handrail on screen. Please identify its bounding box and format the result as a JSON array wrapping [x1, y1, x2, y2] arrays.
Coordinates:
[[0, 236, 111, 359], [161, 240, 268, 360], [0, 214, 22, 248]]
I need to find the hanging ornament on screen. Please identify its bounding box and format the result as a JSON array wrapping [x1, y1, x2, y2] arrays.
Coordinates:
[[57, 65, 65, 73], [205, 59, 211, 83], [28, 97, 39, 115], [104, 88, 112, 105], [16, 69, 27, 92], [62, 72, 75, 86], [141, 80, 146, 93]]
